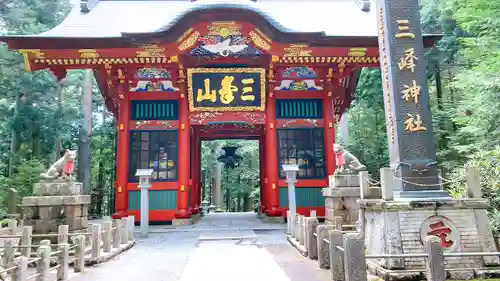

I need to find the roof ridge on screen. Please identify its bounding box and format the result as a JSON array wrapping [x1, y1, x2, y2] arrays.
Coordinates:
[[80, 0, 100, 13]]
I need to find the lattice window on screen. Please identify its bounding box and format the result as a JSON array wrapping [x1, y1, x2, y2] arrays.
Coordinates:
[[276, 99, 322, 119], [131, 100, 178, 120], [129, 131, 178, 182], [277, 128, 325, 178]]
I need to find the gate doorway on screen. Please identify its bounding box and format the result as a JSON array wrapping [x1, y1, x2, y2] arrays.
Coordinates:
[[200, 139, 260, 213], [192, 124, 264, 215]]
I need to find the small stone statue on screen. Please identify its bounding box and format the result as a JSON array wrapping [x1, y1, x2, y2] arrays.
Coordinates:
[[333, 143, 366, 174], [40, 149, 77, 180]]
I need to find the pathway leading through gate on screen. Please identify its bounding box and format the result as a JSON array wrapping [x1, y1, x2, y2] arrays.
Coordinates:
[[69, 212, 329, 281]]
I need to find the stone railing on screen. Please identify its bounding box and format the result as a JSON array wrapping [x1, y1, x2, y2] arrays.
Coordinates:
[[0, 216, 135, 281], [294, 216, 500, 281]]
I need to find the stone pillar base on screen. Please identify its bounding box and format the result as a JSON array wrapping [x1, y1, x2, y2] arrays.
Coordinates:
[[361, 198, 500, 275], [172, 218, 193, 226]]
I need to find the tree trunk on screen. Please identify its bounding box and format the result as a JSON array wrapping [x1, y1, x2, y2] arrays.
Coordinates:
[[243, 192, 250, 212], [8, 92, 21, 177], [78, 69, 93, 195], [54, 78, 66, 161]]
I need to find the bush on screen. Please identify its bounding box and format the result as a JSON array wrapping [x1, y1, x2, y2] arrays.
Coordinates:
[[447, 147, 500, 233]]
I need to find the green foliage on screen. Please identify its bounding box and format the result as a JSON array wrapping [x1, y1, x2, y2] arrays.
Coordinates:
[[201, 140, 260, 211]]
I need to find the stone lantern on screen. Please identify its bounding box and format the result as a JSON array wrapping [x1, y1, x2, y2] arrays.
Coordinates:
[[135, 169, 153, 238]]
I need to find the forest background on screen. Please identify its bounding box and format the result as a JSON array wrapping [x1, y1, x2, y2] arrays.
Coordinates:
[[0, 0, 498, 230]]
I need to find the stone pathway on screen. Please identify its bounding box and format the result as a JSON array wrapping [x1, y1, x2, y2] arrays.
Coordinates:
[[70, 213, 329, 281]]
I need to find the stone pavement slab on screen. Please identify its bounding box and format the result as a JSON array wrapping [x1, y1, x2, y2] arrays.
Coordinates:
[[178, 240, 291, 281], [198, 230, 256, 241]]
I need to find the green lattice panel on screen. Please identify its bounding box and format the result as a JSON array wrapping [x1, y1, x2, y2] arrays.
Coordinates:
[[128, 190, 178, 210], [279, 187, 325, 208], [276, 99, 322, 119]]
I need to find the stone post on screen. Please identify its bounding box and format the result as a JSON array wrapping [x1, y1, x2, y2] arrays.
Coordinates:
[[343, 233, 367, 281], [113, 219, 122, 248], [295, 215, 301, 239], [316, 225, 333, 269], [329, 230, 345, 281], [8, 219, 17, 235], [74, 235, 85, 273], [127, 216, 135, 242], [21, 226, 32, 258], [306, 217, 319, 259], [91, 224, 102, 263], [8, 188, 18, 216], [120, 218, 128, 244], [135, 169, 153, 238], [57, 243, 69, 281], [466, 166, 482, 198], [298, 215, 305, 246], [359, 171, 369, 199], [36, 245, 51, 281], [12, 256, 28, 281], [3, 239, 14, 268], [58, 225, 69, 244], [102, 221, 112, 252], [380, 168, 394, 201], [424, 236, 445, 281]]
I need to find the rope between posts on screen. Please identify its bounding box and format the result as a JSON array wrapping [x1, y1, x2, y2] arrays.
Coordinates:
[[393, 173, 466, 187], [27, 273, 41, 280], [323, 238, 330, 244], [336, 245, 344, 252], [0, 265, 17, 275]]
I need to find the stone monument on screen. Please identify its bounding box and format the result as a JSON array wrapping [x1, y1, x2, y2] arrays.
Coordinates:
[[21, 150, 90, 242], [322, 144, 368, 227], [359, 0, 500, 278]]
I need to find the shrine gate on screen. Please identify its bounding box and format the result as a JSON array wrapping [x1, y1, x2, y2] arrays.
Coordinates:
[[0, 0, 439, 223]]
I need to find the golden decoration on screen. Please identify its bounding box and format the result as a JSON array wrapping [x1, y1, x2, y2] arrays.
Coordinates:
[[187, 68, 266, 112], [18, 49, 45, 58], [207, 21, 241, 37], [255, 28, 271, 42], [176, 28, 194, 43], [179, 31, 200, 51], [283, 44, 312, 57], [136, 44, 166, 58], [78, 49, 99, 58], [249, 30, 271, 51], [271, 55, 280, 63], [348, 48, 367, 57]]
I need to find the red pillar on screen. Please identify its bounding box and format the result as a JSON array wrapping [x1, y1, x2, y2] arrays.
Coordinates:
[[176, 84, 190, 218], [115, 96, 129, 215], [259, 134, 266, 213], [265, 90, 280, 216], [190, 133, 199, 214], [323, 94, 336, 176], [196, 137, 202, 211]]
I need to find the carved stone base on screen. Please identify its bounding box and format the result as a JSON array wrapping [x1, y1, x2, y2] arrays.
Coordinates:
[[21, 181, 90, 242], [33, 180, 83, 196], [360, 198, 500, 272]]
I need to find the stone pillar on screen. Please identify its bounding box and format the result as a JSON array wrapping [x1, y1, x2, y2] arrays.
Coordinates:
[[376, 0, 450, 199], [316, 225, 333, 269], [424, 236, 445, 281], [306, 217, 319, 259], [343, 233, 367, 281], [329, 230, 344, 281]]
